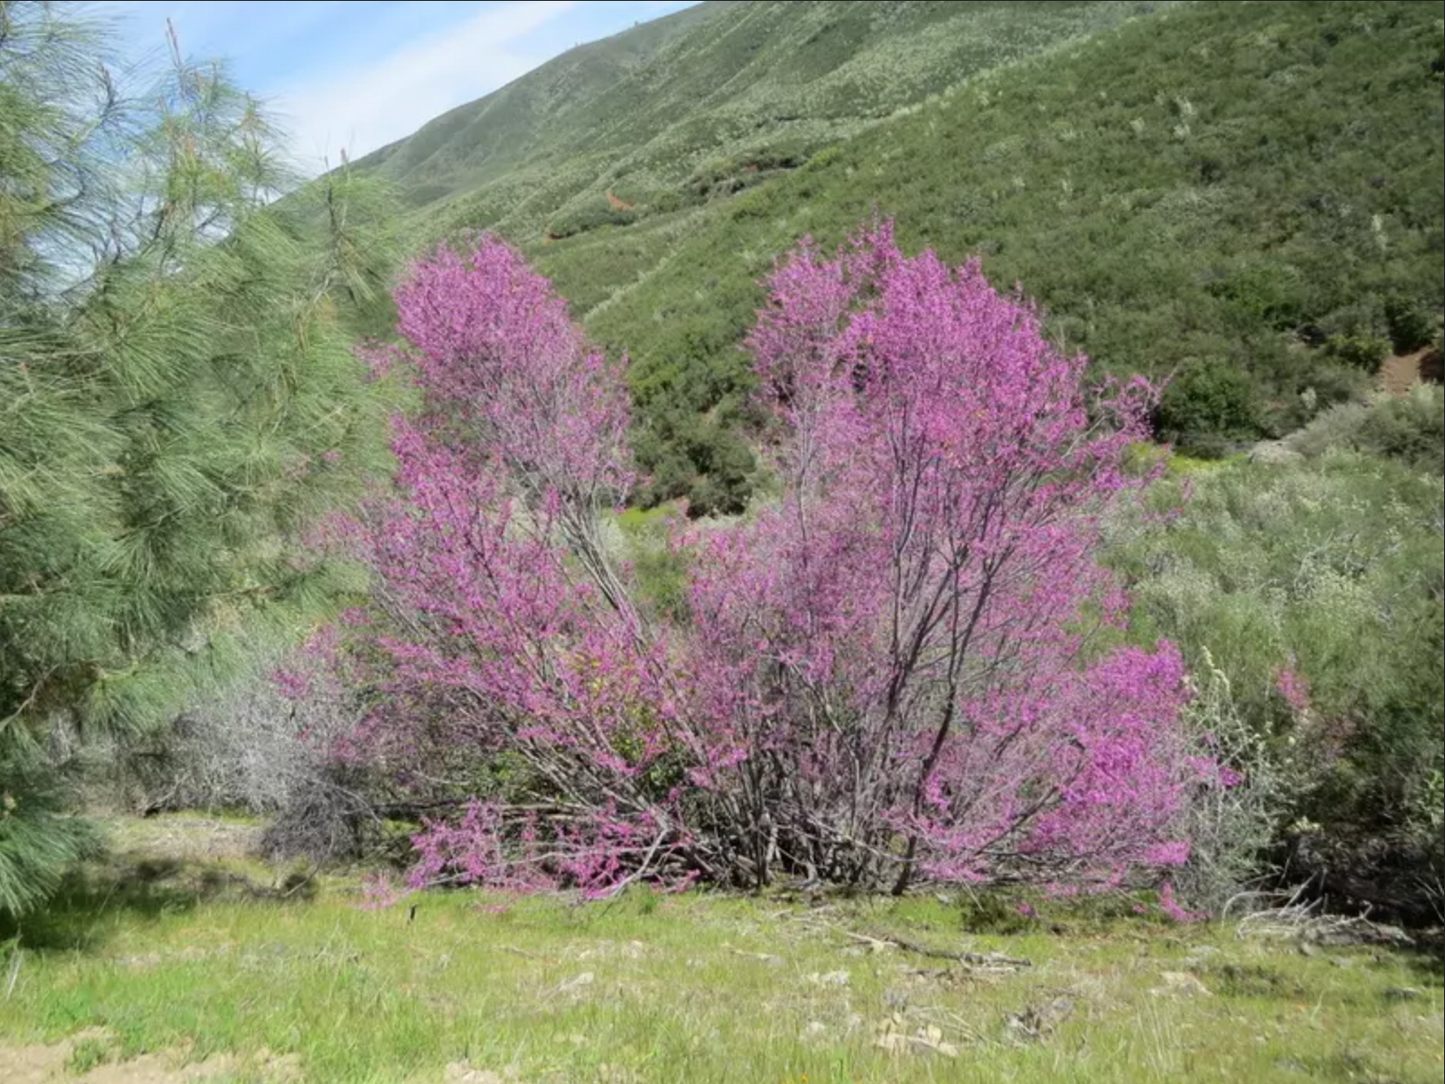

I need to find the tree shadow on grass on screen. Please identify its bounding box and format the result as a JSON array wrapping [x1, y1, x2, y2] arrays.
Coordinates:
[[3, 854, 319, 953], [1401, 931, 1445, 985]]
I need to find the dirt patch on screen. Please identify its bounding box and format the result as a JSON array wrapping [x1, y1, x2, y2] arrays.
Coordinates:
[[0, 1037, 232, 1084], [1379, 346, 1443, 395], [105, 814, 265, 864], [0, 1028, 305, 1084]]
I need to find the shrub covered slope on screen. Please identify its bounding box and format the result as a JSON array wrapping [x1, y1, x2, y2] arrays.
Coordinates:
[[366, 0, 1444, 511]]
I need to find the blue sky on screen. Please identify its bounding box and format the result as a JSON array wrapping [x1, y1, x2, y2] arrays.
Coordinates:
[[99, 1, 698, 170]]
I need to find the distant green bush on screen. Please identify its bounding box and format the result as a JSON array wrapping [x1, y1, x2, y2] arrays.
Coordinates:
[[1288, 386, 1445, 472], [1355, 387, 1445, 469], [687, 145, 812, 202], [1206, 264, 1307, 330], [545, 199, 638, 240], [1114, 449, 1444, 917], [1385, 298, 1439, 355], [1324, 333, 1390, 374], [1156, 364, 1261, 455]]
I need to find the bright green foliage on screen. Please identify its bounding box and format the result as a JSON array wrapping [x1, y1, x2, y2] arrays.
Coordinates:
[[1, 4, 395, 916], [612, 504, 691, 623], [378, 0, 1444, 508]]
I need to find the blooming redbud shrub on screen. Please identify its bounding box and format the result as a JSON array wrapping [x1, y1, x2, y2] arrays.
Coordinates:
[[313, 225, 1209, 896]]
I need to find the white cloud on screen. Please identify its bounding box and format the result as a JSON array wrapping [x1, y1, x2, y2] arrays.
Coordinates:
[[274, 0, 578, 171]]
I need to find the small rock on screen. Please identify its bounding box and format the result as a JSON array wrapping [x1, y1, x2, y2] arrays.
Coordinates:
[[913, 1024, 960, 1058], [1153, 971, 1212, 997], [807, 969, 851, 987], [874, 1031, 909, 1054], [732, 949, 786, 966], [873, 1020, 958, 1059], [1005, 996, 1075, 1040], [444, 1064, 508, 1084], [882, 988, 910, 1009]]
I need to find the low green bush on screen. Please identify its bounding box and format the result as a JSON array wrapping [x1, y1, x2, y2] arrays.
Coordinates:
[[1113, 447, 1444, 918]]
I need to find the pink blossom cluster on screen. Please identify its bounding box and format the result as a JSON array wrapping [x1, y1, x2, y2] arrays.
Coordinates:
[[1273, 665, 1312, 716]]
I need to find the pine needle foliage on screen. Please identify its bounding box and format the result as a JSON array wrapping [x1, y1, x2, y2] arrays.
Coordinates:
[[1, 1, 397, 917]]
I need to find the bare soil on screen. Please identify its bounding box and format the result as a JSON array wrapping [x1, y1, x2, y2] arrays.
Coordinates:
[[0, 1030, 259, 1084], [1380, 346, 1444, 395]]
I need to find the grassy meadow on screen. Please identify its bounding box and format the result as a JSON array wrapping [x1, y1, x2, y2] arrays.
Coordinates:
[[2, 816, 1440, 1084]]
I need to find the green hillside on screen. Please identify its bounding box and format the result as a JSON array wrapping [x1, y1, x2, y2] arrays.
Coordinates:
[[362, 2, 1149, 238], [373, 0, 1445, 512]]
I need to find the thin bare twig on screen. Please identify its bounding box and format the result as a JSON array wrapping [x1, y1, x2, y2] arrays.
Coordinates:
[[844, 929, 1032, 969], [4, 947, 22, 1001]]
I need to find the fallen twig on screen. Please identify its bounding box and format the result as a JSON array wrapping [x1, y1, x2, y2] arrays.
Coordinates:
[[847, 930, 1032, 969], [3, 947, 21, 1001], [1232, 884, 1413, 947]]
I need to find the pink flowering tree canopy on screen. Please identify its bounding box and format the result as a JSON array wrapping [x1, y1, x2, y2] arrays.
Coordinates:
[[316, 225, 1209, 897]]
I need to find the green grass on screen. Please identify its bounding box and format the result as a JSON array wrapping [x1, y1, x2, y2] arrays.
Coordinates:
[[2, 816, 1441, 1083]]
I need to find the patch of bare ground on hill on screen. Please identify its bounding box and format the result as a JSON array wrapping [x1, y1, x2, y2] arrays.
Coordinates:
[[0, 1030, 301, 1084], [1381, 347, 1445, 396]]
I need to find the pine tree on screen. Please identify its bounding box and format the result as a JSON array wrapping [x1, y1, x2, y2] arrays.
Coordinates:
[[1, 2, 396, 917]]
